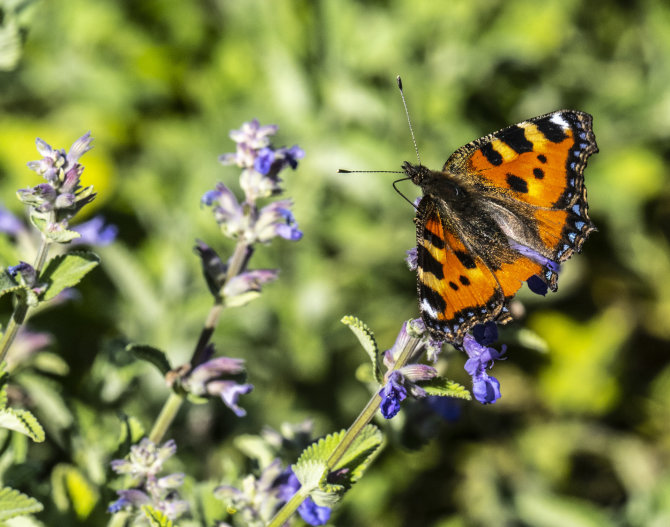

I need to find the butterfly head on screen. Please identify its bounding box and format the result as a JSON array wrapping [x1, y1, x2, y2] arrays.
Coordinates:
[[401, 161, 432, 186]]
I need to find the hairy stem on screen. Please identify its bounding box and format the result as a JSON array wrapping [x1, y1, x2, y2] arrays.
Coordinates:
[[0, 229, 52, 364], [147, 239, 252, 444], [267, 332, 423, 527]]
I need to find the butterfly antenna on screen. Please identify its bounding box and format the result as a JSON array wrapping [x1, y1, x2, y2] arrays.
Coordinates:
[[397, 75, 421, 165], [337, 169, 402, 174]]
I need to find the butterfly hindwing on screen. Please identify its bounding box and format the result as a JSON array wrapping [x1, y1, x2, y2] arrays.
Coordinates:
[[415, 197, 505, 342]]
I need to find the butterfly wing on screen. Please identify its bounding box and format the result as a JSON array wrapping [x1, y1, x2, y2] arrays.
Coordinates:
[[416, 196, 506, 342], [446, 110, 597, 279], [415, 110, 597, 342]]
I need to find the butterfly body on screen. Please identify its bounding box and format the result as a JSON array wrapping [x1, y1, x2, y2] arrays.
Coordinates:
[[408, 110, 598, 344]]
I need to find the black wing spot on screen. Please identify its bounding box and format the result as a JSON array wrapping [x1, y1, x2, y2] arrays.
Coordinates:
[[449, 281, 459, 291], [533, 167, 545, 179], [535, 116, 568, 143], [480, 142, 503, 166], [497, 125, 533, 154], [459, 275, 470, 286], [537, 154, 547, 163], [417, 244, 444, 280], [506, 173, 529, 193], [455, 250, 477, 269], [420, 282, 447, 312]]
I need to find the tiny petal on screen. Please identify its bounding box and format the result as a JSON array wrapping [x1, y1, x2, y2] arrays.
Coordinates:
[[472, 322, 498, 346], [398, 364, 438, 383], [66, 132, 93, 165], [35, 137, 54, 157], [527, 275, 548, 296], [254, 147, 275, 175], [426, 396, 462, 422], [7, 261, 36, 286], [209, 381, 253, 417], [274, 208, 303, 241], [0, 206, 24, 235], [405, 247, 418, 271], [72, 216, 118, 246], [157, 473, 185, 489], [223, 269, 279, 298], [379, 371, 407, 419], [472, 374, 501, 404], [298, 498, 331, 526], [283, 145, 305, 169]]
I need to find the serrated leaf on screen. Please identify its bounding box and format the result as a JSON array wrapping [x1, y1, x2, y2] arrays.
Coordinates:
[[142, 505, 173, 527], [0, 272, 19, 299], [0, 487, 43, 520], [40, 251, 99, 301], [45, 229, 81, 244], [293, 459, 328, 493], [0, 409, 44, 442], [294, 425, 384, 507], [127, 344, 172, 376], [341, 316, 382, 383], [421, 377, 472, 400]]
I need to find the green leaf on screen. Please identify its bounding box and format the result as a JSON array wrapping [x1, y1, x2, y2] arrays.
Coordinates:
[[341, 315, 382, 383], [127, 344, 172, 376], [0, 487, 43, 520], [0, 271, 19, 299], [293, 424, 384, 507], [40, 251, 99, 301], [0, 409, 45, 442], [50, 464, 98, 519], [421, 377, 472, 400], [142, 505, 174, 527]]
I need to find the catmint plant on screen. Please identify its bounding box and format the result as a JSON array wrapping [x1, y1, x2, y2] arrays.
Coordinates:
[[107, 120, 304, 524], [0, 133, 100, 363], [0, 133, 103, 521]]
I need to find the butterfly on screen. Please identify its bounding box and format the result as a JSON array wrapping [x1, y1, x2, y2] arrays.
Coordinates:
[[406, 110, 598, 344]]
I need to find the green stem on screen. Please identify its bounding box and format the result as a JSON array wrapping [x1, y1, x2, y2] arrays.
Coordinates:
[[148, 391, 185, 444], [146, 239, 252, 444], [267, 332, 423, 527], [0, 233, 52, 364]]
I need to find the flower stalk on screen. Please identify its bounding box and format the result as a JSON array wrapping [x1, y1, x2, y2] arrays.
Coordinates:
[[266, 332, 423, 527]]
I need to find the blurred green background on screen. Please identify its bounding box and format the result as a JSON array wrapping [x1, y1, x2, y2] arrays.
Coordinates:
[[1, 0, 670, 525]]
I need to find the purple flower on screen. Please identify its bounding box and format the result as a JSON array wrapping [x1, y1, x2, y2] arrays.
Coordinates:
[[109, 438, 188, 520], [426, 396, 462, 422], [274, 207, 303, 241], [223, 269, 279, 299], [180, 352, 253, 417], [0, 206, 24, 236], [405, 247, 418, 271], [254, 147, 275, 175], [380, 371, 407, 419], [72, 215, 118, 246], [277, 470, 331, 526], [274, 145, 305, 170], [462, 327, 506, 404], [527, 275, 548, 296], [228, 119, 278, 150], [110, 438, 177, 478], [7, 261, 37, 287], [254, 200, 302, 243], [20, 132, 96, 230]]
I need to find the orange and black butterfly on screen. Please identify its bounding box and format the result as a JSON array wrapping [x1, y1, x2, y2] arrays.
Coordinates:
[[406, 110, 597, 344]]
